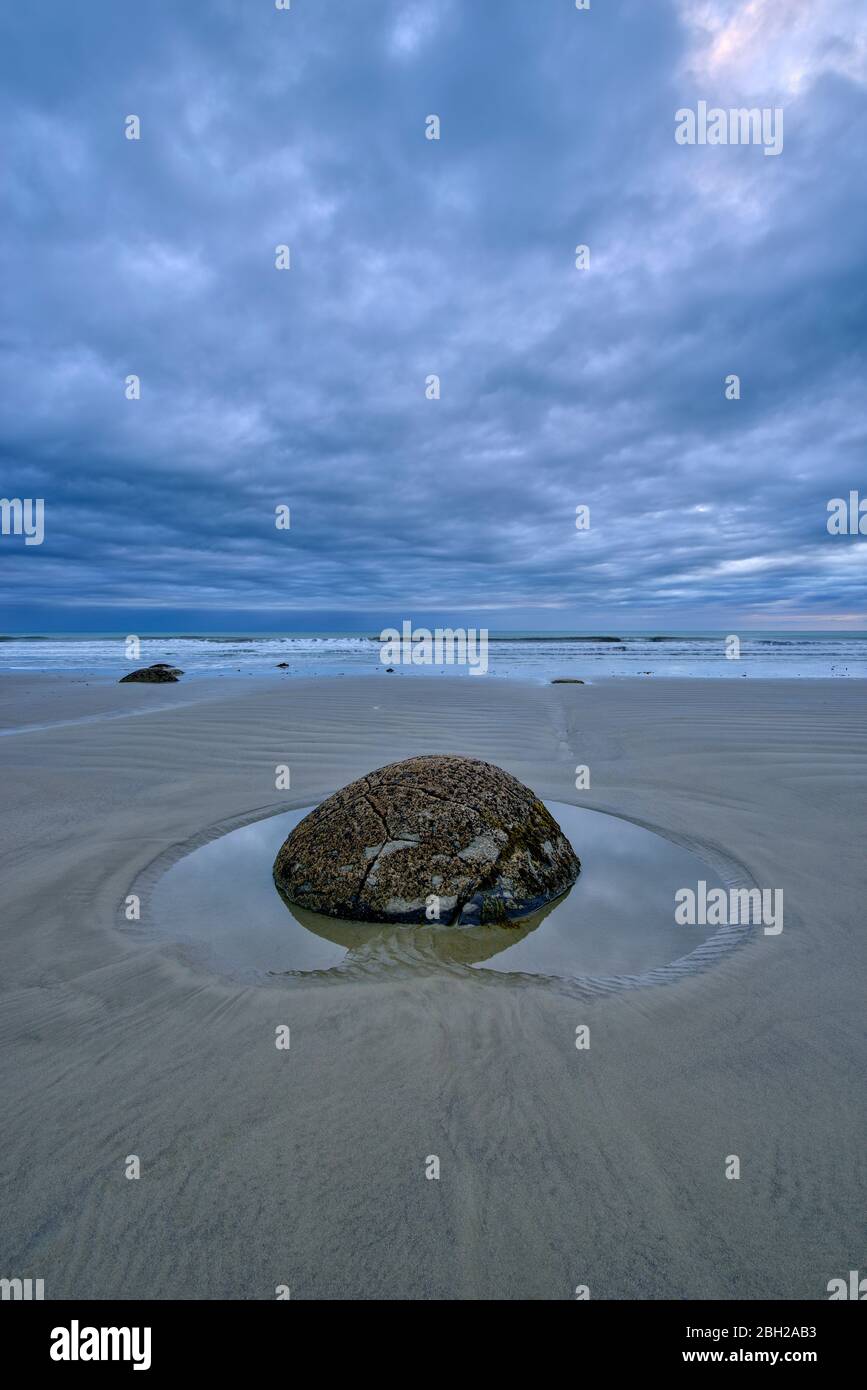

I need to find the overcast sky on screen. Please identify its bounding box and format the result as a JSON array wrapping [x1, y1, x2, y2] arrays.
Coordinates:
[[1, 0, 866, 632]]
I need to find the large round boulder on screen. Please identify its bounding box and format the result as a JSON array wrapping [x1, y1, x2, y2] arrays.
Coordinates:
[[273, 754, 580, 925]]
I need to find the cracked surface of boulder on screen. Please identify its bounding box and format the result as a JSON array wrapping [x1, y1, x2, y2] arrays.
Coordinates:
[[273, 754, 580, 925]]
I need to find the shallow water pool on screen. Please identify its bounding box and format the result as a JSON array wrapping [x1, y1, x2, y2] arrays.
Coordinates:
[[148, 802, 730, 984]]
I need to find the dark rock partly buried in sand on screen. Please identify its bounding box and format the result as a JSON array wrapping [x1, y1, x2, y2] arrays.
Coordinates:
[[119, 663, 183, 683], [273, 754, 580, 925]]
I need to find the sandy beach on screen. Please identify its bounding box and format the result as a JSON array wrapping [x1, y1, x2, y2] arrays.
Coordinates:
[[0, 672, 864, 1301]]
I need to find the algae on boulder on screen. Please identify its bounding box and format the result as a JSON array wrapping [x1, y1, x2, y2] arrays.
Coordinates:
[[273, 754, 580, 925]]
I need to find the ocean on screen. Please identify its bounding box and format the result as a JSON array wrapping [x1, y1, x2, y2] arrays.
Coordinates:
[[1, 631, 864, 680]]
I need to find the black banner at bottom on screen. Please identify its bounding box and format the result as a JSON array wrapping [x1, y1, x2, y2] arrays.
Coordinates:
[[2, 1298, 862, 1374]]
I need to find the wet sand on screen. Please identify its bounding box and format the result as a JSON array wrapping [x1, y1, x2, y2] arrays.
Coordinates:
[[0, 673, 864, 1299]]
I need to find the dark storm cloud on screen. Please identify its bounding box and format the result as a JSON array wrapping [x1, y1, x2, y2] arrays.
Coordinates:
[[1, 0, 866, 628]]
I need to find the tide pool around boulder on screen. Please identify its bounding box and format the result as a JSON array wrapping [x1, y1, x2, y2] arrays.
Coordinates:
[[272, 754, 581, 926]]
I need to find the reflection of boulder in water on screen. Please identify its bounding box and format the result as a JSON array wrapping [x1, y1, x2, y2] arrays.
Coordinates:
[[272, 754, 580, 925], [276, 889, 568, 967]]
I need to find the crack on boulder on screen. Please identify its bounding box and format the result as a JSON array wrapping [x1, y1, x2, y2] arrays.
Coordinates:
[[448, 807, 549, 925], [403, 783, 487, 820], [349, 788, 390, 905]]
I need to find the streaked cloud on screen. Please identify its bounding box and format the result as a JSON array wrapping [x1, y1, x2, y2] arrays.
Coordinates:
[[0, 0, 865, 629], [679, 0, 867, 93]]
